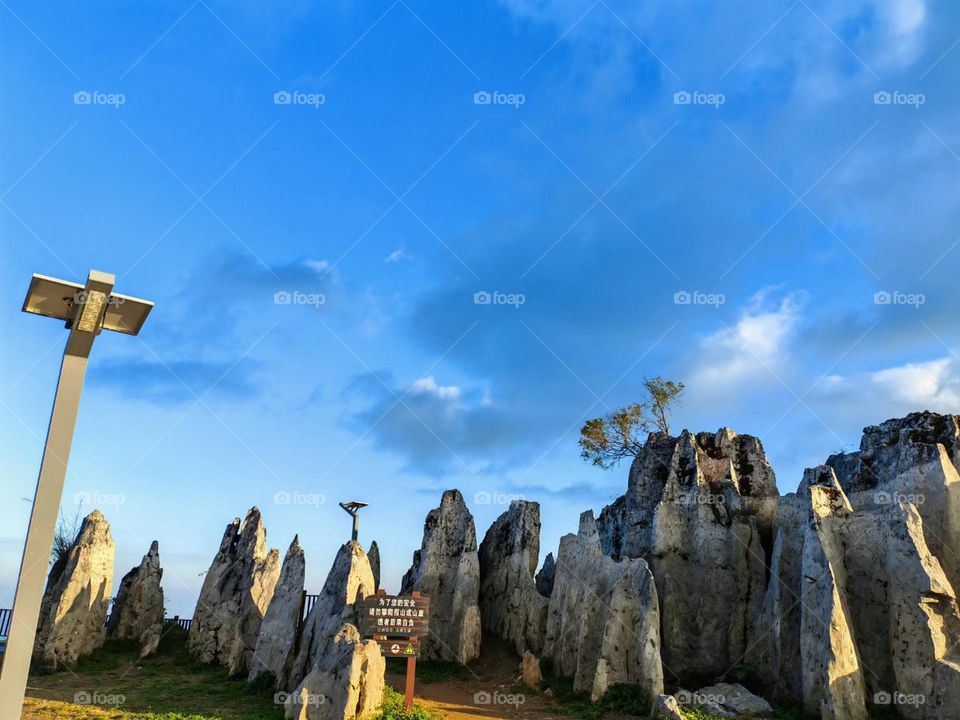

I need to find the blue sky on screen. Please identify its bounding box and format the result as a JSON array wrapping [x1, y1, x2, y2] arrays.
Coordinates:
[[3, 0, 960, 616]]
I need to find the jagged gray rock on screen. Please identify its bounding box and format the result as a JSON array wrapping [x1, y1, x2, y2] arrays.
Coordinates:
[[285, 623, 385, 720], [34, 509, 115, 668], [543, 511, 663, 702], [107, 540, 164, 659], [287, 540, 377, 691], [368, 541, 380, 591], [478, 500, 548, 654], [188, 507, 280, 676], [249, 536, 306, 688], [649, 430, 770, 679], [651, 694, 684, 720], [535, 552, 555, 598], [401, 489, 481, 664]]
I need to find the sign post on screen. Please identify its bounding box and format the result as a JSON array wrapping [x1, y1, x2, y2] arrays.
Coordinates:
[[359, 589, 429, 713]]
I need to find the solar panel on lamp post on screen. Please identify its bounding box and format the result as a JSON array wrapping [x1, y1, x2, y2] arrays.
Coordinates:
[[0, 270, 153, 720]]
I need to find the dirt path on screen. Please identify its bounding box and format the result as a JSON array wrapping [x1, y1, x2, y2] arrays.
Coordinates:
[[387, 640, 569, 720]]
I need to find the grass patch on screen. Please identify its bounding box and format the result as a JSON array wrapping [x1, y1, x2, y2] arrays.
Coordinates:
[[409, 660, 470, 684], [538, 660, 650, 719], [25, 624, 282, 720], [371, 686, 444, 720]]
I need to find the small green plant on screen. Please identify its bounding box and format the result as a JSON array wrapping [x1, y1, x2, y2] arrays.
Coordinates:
[[371, 686, 443, 720]]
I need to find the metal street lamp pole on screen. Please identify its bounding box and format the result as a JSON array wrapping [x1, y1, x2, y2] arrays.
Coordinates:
[[338, 501, 368, 542], [0, 270, 153, 720]]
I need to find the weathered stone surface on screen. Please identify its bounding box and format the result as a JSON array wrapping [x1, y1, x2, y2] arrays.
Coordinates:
[[651, 694, 683, 720], [800, 478, 868, 720], [535, 552, 555, 598], [521, 650, 541, 688], [188, 507, 280, 676], [249, 536, 306, 688], [285, 623, 384, 720], [287, 540, 377, 691], [368, 541, 380, 591], [107, 540, 164, 659], [401, 489, 481, 664], [543, 511, 663, 702], [690, 683, 773, 718], [478, 500, 548, 654], [650, 430, 769, 679], [34, 509, 115, 668]]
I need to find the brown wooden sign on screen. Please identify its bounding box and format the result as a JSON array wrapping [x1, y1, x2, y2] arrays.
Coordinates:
[[357, 594, 430, 638], [376, 638, 421, 658]]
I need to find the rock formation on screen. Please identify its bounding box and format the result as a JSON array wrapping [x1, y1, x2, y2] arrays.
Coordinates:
[[106, 540, 164, 659], [285, 624, 385, 720], [249, 536, 305, 688], [521, 650, 542, 688], [34, 509, 115, 668], [751, 415, 960, 719], [535, 552, 555, 597], [188, 507, 280, 676], [401, 489, 481, 664], [649, 430, 771, 679], [284, 541, 383, 720], [542, 511, 663, 702], [478, 500, 548, 654], [287, 540, 377, 690], [368, 541, 380, 591]]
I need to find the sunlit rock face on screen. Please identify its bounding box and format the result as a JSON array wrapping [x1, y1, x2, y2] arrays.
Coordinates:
[[34, 509, 115, 668], [187, 506, 280, 675], [401, 489, 481, 664], [249, 535, 306, 688], [542, 511, 663, 702]]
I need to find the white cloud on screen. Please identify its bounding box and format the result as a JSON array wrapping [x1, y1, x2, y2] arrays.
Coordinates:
[[820, 356, 960, 410], [305, 259, 331, 273], [689, 290, 804, 389], [409, 376, 462, 401], [385, 249, 409, 263]]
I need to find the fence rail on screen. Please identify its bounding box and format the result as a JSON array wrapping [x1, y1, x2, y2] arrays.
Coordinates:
[[0, 607, 11, 638], [165, 616, 192, 631]]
